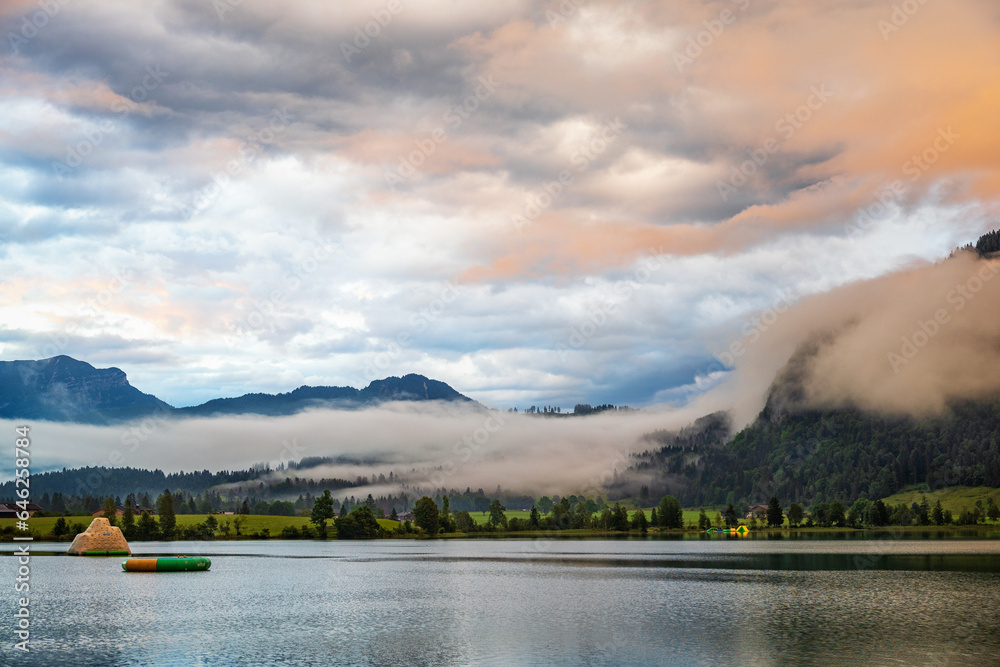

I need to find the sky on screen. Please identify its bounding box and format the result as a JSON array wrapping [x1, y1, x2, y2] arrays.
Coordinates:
[[1, 0, 999, 411]]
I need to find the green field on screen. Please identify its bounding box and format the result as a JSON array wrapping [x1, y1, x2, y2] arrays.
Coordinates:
[[8, 508, 728, 535], [468, 510, 533, 525], [0, 514, 400, 539], [683, 509, 721, 524], [468, 508, 725, 527], [880, 486, 1000, 517], [629, 509, 724, 525], [17, 489, 998, 540]]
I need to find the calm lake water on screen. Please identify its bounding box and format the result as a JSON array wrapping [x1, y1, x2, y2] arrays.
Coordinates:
[[3, 537, 999, 666]]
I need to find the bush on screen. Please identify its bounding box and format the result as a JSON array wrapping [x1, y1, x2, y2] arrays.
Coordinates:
[[180, 525, 202, 540], [454, 511, 475, 533], [53, 517, 70, 538], [336, 506, 381, 539], [269, 500, 297, 516]]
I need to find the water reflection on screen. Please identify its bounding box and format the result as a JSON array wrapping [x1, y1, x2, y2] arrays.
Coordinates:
[[1, 539, 998, 666]]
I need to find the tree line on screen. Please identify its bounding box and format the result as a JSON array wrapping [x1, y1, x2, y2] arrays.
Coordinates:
[[624, 401, 1000, 510], [0, 464, 373, 503]]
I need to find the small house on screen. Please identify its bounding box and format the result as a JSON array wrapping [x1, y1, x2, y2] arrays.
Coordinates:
[[0, 502, 44, 518]]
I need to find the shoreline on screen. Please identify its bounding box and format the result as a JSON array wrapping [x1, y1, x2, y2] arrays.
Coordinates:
[[4, 522, 999, 544]]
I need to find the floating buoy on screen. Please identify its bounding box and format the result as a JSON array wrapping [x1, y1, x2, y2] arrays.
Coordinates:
[[122, 557, 211, 572]]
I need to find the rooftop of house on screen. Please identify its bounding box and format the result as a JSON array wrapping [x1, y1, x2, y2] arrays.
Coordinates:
[[0, 502, 44, 511]]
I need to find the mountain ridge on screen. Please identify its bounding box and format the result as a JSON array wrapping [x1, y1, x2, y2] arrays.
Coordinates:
[[0, 356, 476, 424], [0, 355, 172, 424]]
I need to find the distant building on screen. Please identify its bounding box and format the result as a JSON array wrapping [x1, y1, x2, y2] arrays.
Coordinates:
[[0, 502, 44, 518], [746, 505, 768, 519], [396, 511, 413, 522]]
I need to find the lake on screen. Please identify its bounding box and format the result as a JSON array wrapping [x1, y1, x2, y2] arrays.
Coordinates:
[[3, 536, 999, 666]]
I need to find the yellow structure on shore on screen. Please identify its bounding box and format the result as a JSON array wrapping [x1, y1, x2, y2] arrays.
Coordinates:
[[67, 517, 131, 556]]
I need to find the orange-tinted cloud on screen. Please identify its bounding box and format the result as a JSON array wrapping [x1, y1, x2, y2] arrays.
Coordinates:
[[451, 0, 1000, 279], [335, 128, 502, 176]]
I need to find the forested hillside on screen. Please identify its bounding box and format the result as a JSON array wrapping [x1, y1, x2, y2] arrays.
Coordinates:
[[628, 400, 1000, 507], [627, 230, 1000, 508], [0, 462, 370, 500]]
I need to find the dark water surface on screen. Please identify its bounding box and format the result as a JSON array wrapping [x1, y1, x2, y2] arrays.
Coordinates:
[[2, 538, 999, 666]]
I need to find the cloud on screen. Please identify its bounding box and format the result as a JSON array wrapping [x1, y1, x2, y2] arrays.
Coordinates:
[[0, 0, 998, 414], [0, 400, 710, 495], [709, 252, 1000, 425]]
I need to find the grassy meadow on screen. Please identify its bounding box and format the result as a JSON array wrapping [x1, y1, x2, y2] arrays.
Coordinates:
[[880, 485, 999, 516], [5, 486, 998, 541], [0, 514, 400, 540], [467, 508, 725, 527]]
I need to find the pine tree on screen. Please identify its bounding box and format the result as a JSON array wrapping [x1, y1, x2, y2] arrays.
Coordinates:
[[172, 491, 186, 515], [766, 496, 783, 528], [932, 500, 945, 526], [631, 509, 648, 533], [102, 497, 118, 526], [121, 497, 136, 540], [53, 517, 69, 538], [918, 496, 931, 525], [829, 500, 846, 527], [311, 490, 335, 538], [157, 489, 176, 540], [725, 504, 739, 528], [413, 496, 440, 535], [51, 492, 67, 514], [487, 499, 507, 530], [975, 229, 1000, 256], [440, 495, 455, 533], [137, 511, 159, 540], [658, 496, 683, 529], [611, 503, 630, 531], [787, 503, 804, 528]]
